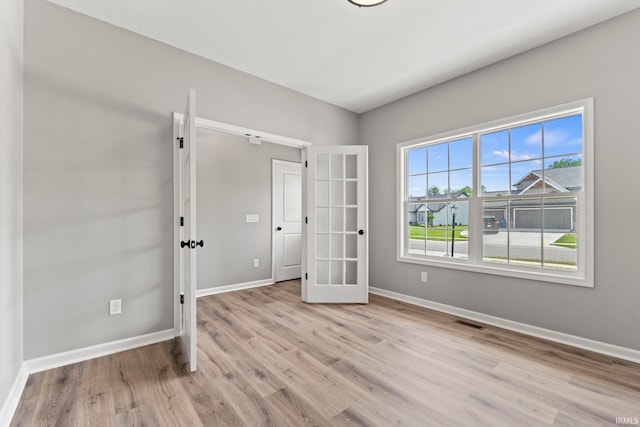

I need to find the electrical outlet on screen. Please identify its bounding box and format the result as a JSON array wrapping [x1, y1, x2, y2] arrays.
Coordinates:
[[253, 258, 259, 268], [109, 299, 122, 315], [420, 272, 428, 283]]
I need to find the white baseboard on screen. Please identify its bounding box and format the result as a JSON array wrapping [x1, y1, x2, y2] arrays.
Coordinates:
[[24, 329, 175, 374], [0, 363, 28, 427], [369, 287, 640, 364], [197, 278, 273, 298]]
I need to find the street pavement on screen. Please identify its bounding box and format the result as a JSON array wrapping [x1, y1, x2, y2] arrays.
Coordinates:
[[408, 231, 576, 264]]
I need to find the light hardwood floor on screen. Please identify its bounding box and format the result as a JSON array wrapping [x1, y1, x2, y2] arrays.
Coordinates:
[[12, 280, 640, 426]]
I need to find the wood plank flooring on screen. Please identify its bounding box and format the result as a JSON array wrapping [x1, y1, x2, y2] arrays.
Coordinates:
[[12, 280, 640, 426]]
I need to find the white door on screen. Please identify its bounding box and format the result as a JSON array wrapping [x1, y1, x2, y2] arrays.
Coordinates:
[[302, 146, 368, 303], [180, 89, 198, 372], [273, 160, 302, 282]]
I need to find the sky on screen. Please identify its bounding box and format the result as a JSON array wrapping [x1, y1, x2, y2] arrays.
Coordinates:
[[407, 113, 583, 198]]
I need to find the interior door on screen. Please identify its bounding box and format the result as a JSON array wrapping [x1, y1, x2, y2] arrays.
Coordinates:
[[180, 89, 197, 372], [274, 160, 302, 282], [302, 146, 368, 303]]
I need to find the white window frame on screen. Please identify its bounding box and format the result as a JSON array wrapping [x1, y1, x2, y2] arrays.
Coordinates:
[[397, 99, 594, 288]]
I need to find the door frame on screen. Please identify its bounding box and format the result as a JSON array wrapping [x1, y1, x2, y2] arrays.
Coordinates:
[[172, 113, 311, 334], [272, 159, 303, 283]]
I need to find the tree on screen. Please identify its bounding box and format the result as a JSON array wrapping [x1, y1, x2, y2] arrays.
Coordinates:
[[548, 158, 582, 169], [457, 186, 472, 196], [454, 185, 486, 197], [428, 185, 441, 196]]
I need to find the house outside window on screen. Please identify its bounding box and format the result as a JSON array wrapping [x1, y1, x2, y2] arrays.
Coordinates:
[[397, 99, 594, 287]]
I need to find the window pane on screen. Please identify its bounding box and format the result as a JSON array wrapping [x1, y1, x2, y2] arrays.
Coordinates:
[[331, 261, 343, 285], [346, 208, 357, 232], [408, 204, 426, 255], [345, 261, 357, 285], [316, 154, 329, 180], [481, 163, 510, 195], [317, 261, 329, 285], [408, 174, 426, 199], [511, 123, 542, 161], [482, 200, 508, 264], [316, 208, 329, 232], [331, 180, 344, 206], [407, 147, 426, 175], [345, 181, 357, 205], [424, 202, 468, 259], [449, 137, 472, 170], [427, 142, 448, 173], [345, 154, 357, 179], [480, 130, 509, 165], [316, 234, 329, 259], [511, 160, 543, 195], [543, 155, 583, 193], [331, 208, 343, 232], [510, 198, 542, 267], [544, 114, 582, 158], [346, 234, 357, 258], [316, 181, 329, 206], [449, 202, 468, 260], [543, 197, 577, 271], [331, 154, 343, 179], [331, 234, 343, 258], [427, 171, 448, 198], [450, 168, 472, 197], [425, 202, 446, 257]]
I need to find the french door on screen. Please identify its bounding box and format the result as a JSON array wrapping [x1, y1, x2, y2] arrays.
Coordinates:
[[178, 89, 198, 372], [302, 146, 368, 303]]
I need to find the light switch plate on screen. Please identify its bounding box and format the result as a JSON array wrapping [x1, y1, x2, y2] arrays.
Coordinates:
[[246, 214, 259, 223]]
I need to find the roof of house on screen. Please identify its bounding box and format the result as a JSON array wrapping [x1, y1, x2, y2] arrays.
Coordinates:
[[409, 192, 467, 213], [514, 166, 582, 193]]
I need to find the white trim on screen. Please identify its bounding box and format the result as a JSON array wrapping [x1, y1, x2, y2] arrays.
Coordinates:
[[24, 329, 175, 374], [369, 287, 640, 364], [174, 113, 311, 148], [0, 363, 27, 427], [398, 255, 588, 287], [196, 278, 274, 298]]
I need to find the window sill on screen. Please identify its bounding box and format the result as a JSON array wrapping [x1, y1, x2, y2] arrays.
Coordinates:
[[397, 254, 593, 288]]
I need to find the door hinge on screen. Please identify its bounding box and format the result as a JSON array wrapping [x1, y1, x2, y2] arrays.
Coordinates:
[[180, 216, 184, 226], [305, 273, 308, 280], [177, 137, 184, 149], [305, 217, 308, 224], [305, 161, 308, 168], [180, 294, 184, 304]]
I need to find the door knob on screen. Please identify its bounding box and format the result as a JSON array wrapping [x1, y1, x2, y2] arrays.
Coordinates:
[[276, 226, 282, 231], [180, 240, 190, 248], [195, 240, 204, 248], [358, 229, 365, 235]]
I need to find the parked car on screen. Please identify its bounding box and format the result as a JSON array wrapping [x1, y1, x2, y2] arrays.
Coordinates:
[[483, 216, 500, 234]]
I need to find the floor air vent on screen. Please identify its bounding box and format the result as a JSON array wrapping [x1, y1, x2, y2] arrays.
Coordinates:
[[454, 319, 485, 330]]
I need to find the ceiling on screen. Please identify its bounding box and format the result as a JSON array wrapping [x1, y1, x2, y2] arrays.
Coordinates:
[[48, 0, 640, 113]]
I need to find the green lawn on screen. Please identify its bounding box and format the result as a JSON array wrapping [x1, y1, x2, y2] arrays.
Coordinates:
[[409, 225, 468, 241], [551, 233, 577, 249]]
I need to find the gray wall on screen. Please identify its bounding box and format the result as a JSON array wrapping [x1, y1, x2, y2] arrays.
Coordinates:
[[24, 0, 357, 359], [0, 0, 24, 419], [360, 9, 640, 350], [196, 130, 300, 289]]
